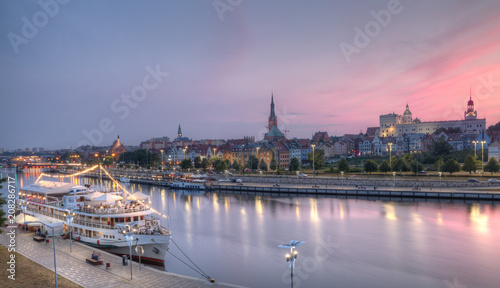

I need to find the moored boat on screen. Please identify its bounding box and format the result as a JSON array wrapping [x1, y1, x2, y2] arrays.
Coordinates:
[[170, 179, 208, 190], [19, 173, 171, 266]]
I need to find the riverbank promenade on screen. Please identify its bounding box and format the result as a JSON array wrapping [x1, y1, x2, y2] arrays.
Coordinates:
[[0, 227, 243, 288]]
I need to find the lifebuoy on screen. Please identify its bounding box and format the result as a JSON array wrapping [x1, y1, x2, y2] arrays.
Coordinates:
[[78, 236, 80, 241], [97, 240, 99, 246]]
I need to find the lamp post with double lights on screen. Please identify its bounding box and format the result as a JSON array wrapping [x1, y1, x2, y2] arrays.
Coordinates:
[[278, 240, 305, 287], [64, 210, 74, 252], [122, 226, 136, 279]]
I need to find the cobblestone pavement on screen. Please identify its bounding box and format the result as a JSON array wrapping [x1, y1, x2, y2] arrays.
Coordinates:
[[0, 227, 244, 288]]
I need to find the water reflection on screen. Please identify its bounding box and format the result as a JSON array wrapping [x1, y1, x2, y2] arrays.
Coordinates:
[[12, 170, 500, 288]]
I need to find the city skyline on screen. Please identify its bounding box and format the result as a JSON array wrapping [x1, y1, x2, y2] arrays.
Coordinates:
[[1, 1, 500, 150]]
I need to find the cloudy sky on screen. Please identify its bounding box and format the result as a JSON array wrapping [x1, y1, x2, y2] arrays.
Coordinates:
[[1, 0, 500, 150]]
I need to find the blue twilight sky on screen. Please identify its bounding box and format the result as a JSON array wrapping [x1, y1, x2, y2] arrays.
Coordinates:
[[1, 0, 500, 150]]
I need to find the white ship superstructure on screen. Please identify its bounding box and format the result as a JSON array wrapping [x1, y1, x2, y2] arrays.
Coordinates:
[[19, 168, 171, 266]]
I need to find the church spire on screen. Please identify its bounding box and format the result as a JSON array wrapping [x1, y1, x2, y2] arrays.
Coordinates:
[[268, 93, 277, 131], [270, 93, 275, 119], [177, 124, 182, 138]]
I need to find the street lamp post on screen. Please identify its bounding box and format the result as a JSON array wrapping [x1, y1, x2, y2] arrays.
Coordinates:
[[64, 210, 74, 252], [160, 150, 164, 168], [256, 147, 260, 172], [278, 240, 304, 288], [341, 171, 344, 189], [311, 144, 316, 178], [20, 202, 27, 232], [392, 171, 396, 188], [183, 146, 187, 160], [439, 171, 442, 191], [481, 140, 486, 174], [388, 143, 393, 171], [123, 228, 136, 279], [27, 221, 58, 288], [472, 141, 478, 158], [415, 139, 421, 182]]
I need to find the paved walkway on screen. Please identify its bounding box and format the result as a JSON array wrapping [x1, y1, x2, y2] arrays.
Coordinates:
[[0, 227, 243, 288]]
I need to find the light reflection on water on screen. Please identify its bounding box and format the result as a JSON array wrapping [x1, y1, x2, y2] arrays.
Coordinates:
[[13, 169, 500, 288]]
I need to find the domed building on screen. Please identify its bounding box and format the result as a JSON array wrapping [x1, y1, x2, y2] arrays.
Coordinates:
[[403, 104, 413, 123], [464, 92, 478, 120], [379, 91, 486, 137]]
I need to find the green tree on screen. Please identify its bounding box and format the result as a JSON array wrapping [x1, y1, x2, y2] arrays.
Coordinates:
[[201, 158, 209, 169], [308, 149, 325, 169], [289, 157, 300, 172], [337, 158, 350, 172], [212, 158, 227, 173], [484, 157, 500, 176], [260, 159, 268, 171], [232, 160, 241, 171], [0, 178, 7, 233], [390, 155, 398, 170], [120, 149, 160, 166], [434, 158, 445, 172], [443, 158, 461, 175], [328, 166, 336, 174], [431, 138, 453, 155], [180, 159, 192, 170], [247, 155, 259, 171], [364, 160, 378, 174], [270, 158, 278, 172], [410, 160, 423, 173], [379, 160, 391, 173], [194, 156, 201, 168], [102, 156, 114, 167], [393, 158, 408, 173], [462, 155, 478, 175]]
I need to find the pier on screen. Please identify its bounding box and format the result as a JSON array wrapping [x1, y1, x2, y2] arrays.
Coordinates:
[[214, 183, 500, 202], [0, 227, 243, 288]]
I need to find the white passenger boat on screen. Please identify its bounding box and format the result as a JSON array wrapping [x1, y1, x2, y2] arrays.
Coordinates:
[[19, 178, 171, 266], [170, 179, 208, 190], [120, 177, 131, 183]]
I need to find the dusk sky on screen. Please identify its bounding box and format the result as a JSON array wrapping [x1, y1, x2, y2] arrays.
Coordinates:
[[1, 0, 500, 150]]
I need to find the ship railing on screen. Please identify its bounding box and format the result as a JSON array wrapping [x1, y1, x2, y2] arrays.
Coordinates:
[[72, 219, 117, 230], [74, 205, 149, 215]]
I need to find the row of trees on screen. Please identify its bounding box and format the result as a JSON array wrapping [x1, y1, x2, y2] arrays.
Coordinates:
[[335, 154, 500, 175]]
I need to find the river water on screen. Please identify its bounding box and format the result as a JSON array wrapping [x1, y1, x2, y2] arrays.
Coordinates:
[[7, 168, 500, 288]]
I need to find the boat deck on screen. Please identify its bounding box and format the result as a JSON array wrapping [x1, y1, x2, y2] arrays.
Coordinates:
[[0, 227, 243, 288]]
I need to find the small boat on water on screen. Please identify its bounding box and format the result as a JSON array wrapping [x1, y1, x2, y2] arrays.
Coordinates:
[[170, 179, 208, 190], [120, 177, 131, 183]]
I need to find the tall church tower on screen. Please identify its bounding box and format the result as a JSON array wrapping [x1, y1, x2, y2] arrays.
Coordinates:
[[464, 89, 478, 120], [268, 94, 277, 131], [403, 104, 413, 124], [177, 124, 182, 138]]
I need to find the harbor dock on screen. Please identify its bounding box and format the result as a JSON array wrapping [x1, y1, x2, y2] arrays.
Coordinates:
[[0, 227, 243, 288], [214, 182, 500, 202]]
